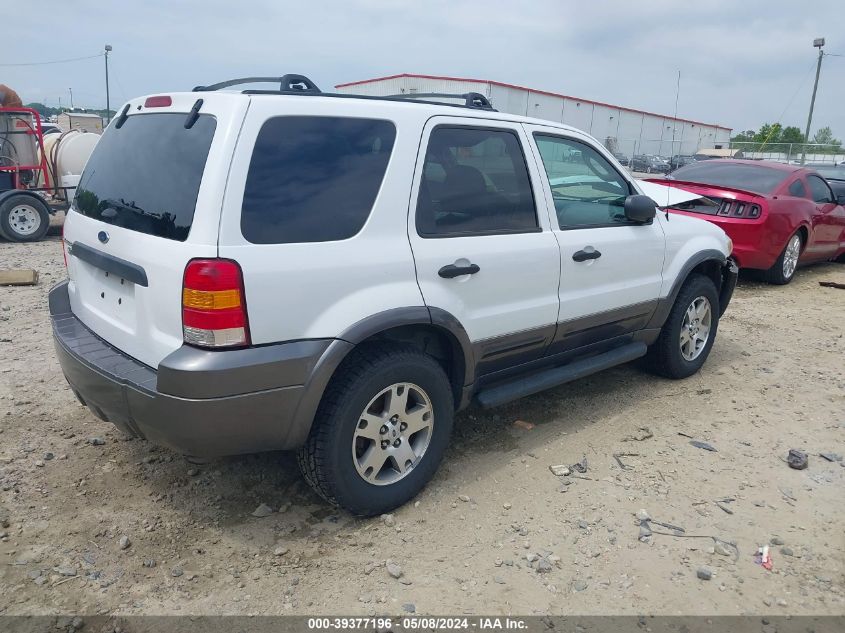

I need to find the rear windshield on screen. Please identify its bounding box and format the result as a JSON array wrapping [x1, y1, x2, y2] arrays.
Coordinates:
[[670, 161, 785, 194], [73, 113, 216, 241], [240, 116, 396, 244]]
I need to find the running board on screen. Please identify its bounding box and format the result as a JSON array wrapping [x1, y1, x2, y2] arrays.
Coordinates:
[[474, 342, 647, 409]]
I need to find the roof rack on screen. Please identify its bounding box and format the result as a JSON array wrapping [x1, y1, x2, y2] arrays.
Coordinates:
[[190, 75, 497, 112], [193, 74, 321, 94], [388, 92, 495, 110]]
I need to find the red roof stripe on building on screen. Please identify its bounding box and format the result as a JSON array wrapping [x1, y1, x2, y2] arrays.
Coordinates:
[[335, 73, 731, 131]]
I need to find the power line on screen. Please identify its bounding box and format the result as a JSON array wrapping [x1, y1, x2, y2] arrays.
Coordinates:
[[0, 53, 104, 67]]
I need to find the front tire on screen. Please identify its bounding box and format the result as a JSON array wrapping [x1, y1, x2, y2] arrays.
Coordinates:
[[0, 194, 51, 242], [647, 274, 720, 379], [298, 344, 454, 516], [765, 232, 802, 285]]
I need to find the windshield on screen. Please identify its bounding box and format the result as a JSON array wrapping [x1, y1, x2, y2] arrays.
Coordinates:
[[670, 161, 785, 194], [73, 113, 217, 241]]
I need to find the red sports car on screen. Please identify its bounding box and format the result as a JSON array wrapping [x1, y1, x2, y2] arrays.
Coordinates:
[[647, 160, 845, 284]]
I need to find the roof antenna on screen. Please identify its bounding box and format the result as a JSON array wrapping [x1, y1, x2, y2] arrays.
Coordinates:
[[665, 69, 681, 220]]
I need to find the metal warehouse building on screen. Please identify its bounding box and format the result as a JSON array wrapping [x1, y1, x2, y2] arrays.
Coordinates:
[[336, 73, 732, 159]]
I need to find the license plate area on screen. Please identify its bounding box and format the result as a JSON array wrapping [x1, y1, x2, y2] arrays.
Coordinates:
[[75, 260, 137, 330]]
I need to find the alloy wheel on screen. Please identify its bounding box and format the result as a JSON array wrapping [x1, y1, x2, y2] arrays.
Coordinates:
[[352, 382, 434, 486], [680, 296, 712, 361], [782, 234, 801, 280]]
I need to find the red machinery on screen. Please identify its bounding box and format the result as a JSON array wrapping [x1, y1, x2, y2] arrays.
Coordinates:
[[0, 106, 73, 241], [0, 106, 51, 189]]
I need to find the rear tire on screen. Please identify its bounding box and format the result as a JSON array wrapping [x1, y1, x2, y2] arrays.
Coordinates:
[[297, 344, 454, 516], [0, 194, 51, 242], [647, 274, 720, 379], [765, 232, 802, 285]]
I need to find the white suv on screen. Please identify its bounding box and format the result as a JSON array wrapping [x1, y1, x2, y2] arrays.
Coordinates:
[[50, 75, 737, 515]]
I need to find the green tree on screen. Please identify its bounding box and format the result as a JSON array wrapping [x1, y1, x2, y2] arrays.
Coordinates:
[[731, 130, 757, 143], [24, 102, 62, 117], [754, 123, 782, 146], [812, 126, 842, 149], [781, 126, 804, 144]]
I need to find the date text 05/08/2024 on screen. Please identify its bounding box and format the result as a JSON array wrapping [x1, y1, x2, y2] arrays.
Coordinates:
[[307, 617, 528, 630]]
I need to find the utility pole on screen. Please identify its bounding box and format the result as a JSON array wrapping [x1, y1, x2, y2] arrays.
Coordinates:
[[68, 88, 74, 110], [801, 38, 825, 165], [104, 44, 112, 124]]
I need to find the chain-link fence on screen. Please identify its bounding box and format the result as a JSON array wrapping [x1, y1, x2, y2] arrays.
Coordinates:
[[726, 142, 844, 165], [601, 138, 733, 165], [597, 138, 844, 171]]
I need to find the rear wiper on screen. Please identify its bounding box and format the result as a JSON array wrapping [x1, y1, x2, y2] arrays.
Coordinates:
[[114, 104, 130, 129], [184, 99, 203, 129]]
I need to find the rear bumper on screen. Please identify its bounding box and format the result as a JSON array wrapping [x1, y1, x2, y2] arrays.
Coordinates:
[[49, 281, 333, 457], [669, 211, 781, 270]]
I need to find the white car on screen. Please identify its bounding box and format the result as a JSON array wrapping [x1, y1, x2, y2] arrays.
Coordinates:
[[50, 74, 737, 515]]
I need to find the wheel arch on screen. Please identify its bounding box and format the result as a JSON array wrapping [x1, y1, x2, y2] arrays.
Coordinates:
[[647, 249, 727, 329], [287, 308, 475, 447], [794, 224, 809, 250]]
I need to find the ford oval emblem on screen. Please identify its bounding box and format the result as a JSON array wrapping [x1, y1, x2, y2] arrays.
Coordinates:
[[97, 230, 109, 244]]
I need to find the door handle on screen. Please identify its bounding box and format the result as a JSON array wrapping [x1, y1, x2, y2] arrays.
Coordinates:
[[438, 263, 480, 278], [572, 247, 602, 262]]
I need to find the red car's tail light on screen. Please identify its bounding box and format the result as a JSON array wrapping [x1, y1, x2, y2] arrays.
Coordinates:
[[182, 259, 250, 348], [748, 204, 761, 218], [733, 203, 745, 217]]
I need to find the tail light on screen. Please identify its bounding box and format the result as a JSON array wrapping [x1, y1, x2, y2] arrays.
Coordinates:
[[748, 204, 761, 218], [182, 259, 250, 348]]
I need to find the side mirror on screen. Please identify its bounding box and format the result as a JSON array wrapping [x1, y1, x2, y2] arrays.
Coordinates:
[[837, 194, 845, 206], [624, 194, 657, 223]]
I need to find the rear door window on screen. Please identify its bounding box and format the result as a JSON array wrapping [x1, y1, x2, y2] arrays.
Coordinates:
[[74, 113, 217, 241], [241, 116, 396, 244], [416, 126, 538, 237]]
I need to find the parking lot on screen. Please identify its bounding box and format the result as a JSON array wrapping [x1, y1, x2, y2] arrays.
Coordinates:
[[0, 229, 843, 616]]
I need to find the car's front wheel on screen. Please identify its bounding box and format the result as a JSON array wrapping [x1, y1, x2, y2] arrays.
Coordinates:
[[647, 274, 720, 379], [298, 344, 454, 516], [765, 232, 802, 285]]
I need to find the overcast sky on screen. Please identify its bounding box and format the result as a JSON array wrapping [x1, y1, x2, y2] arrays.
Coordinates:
[[5, 0, 844, 138]]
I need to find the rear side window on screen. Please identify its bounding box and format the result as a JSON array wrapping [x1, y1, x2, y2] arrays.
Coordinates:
[[416, 126, 537, 237], [74, 113, 217, 241], [788, 179, 807, 198], [807, 175, 833, 203], [241, 116, 396, 244]]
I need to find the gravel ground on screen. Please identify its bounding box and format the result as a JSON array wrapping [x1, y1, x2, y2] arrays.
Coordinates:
[[0, 226, 843, 616]]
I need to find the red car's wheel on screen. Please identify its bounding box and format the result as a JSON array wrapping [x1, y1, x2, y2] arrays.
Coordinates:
[[765, 232, 802, 285]]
